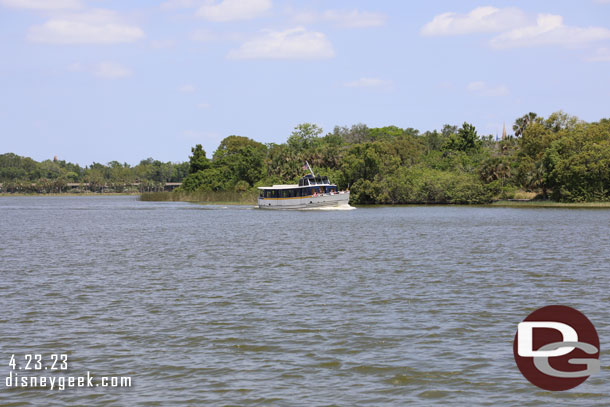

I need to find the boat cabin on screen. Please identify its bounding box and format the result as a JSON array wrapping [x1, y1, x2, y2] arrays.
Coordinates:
[[258, 174, 338, 199]]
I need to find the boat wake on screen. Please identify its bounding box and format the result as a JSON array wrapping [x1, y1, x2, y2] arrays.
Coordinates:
[[299, 204, 356, 211]]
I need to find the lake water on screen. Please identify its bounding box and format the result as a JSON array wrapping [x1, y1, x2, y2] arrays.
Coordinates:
[[0, 196, 608, 406]]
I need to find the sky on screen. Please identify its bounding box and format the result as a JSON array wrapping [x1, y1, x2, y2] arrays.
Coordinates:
[[1, 0, 610, 165]]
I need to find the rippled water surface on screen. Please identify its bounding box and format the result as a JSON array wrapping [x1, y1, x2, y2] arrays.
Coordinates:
[[1, 196, 608, 406]]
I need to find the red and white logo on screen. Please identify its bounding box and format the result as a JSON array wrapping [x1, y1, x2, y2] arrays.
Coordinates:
[[513, 305, 600, 391]]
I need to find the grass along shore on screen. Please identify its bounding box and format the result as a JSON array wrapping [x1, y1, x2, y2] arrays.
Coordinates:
[[140, 191, 610, 208], [139, 190, 258, 205], [489, 200, 610, 208], [2, 190, 609, 208]]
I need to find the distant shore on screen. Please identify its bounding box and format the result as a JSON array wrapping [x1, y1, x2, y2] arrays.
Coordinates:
[[0, 192, 140, 197]]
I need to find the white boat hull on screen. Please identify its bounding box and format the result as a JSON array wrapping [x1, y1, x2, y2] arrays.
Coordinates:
[[258, 191, 350, 209]]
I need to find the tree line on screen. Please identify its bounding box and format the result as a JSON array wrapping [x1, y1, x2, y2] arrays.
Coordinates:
[[2, 111, 609, 202], [0, 155, 189, 193], [178, 111, 610, 203]]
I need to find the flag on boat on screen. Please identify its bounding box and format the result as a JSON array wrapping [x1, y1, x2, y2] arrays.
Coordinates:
[[302, 164, 308, 170]]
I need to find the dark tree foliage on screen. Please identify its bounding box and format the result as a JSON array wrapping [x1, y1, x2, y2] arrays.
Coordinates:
[[188, 144, 210, 174], [444, 122, 481, 152]]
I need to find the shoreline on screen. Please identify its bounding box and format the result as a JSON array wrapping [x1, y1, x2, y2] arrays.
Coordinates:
[[487, 200, 610, 208], [2, 193, 609, 208]]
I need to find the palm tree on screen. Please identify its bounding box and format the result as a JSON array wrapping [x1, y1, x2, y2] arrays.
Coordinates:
[[513, 112, 538, 137]]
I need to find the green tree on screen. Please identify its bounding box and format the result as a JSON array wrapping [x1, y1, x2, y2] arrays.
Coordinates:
[[287, 123, 323, 152], [180, 167, 233, 192], [188, 144, 210, 174], [213, 135, 267, 186], [444, 122, 480, 152], [544, 120, 610, 201], [513, 112, 538, 137]]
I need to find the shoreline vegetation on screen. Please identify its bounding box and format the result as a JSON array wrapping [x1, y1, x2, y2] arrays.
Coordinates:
[[137, 191, 610, 208], [2, 111, 609, 205], [2, 189, 610, 208], [488, 200, 610, 208], [2, 190, 610, 208], [139, 190, 258, 204]]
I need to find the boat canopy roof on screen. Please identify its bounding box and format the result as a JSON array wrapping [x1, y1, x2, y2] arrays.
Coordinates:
[[258, 184, 299, 190], [299, 174, 330, 186], [257, 174, 334, 190]]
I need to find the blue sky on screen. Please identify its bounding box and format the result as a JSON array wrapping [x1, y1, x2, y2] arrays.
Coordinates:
[[1, 0, 609, 165]]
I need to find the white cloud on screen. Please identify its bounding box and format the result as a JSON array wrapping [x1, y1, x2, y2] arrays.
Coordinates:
[[68, 61, 132, 79], [293, 9, 386, 28], [343, 77, 392, 89], [197, 0, 271, 22], [0, 0, 80, 9], [324, 9, 386, 28], [467, 81, 509, 97], [422, 7, 610, 50], [93, 61, 132, 78], [27, 9, 144, 44], [197, 102, 211, 109], [178, 84, 196, 92], [421, 6, 528, 36], [227, 27, 334, 60], [587, 47, 610, 61], [490, 14, 610, 48]]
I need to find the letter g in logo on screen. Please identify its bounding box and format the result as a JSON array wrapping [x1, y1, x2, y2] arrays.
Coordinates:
[[513, 305, 600, 391]]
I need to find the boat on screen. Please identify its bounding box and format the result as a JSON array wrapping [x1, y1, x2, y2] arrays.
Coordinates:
[[257, 162, 350, 209]]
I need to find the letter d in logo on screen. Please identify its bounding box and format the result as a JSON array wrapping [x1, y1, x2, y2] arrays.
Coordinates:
[[518, 322, 577, 357], [513, 305, 600, 391]]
